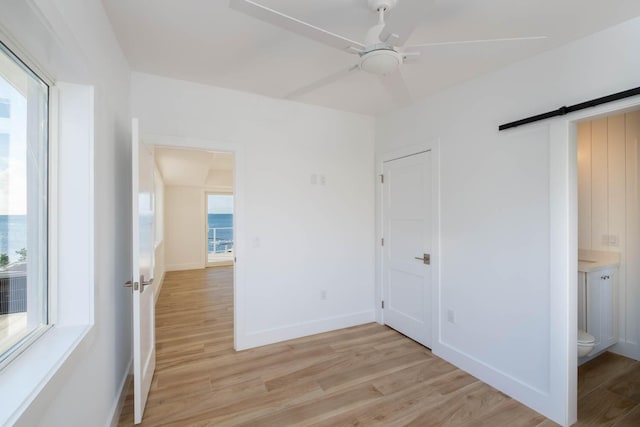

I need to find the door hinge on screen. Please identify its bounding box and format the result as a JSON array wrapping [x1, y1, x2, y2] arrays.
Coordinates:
[[381, 238, 384, 246], [381, 300, 384, 309], [380, 174, 384, 183]]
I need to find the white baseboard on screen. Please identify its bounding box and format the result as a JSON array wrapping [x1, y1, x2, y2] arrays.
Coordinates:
[[106, 358, 132, 427], [207, 260, 234, 267], [611, 340, 640, 361], [166, 262, 203, 272], [153, 271, 165, 305], [433, 341, 564, 426], [236, 310, 375, 351]]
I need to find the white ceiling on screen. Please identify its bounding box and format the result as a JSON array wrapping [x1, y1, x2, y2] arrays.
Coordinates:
[[103, 0, 640, 116], [155, 147, 233, 188]]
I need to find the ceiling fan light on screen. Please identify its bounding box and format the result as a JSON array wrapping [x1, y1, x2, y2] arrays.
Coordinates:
[[360, 49, 403, 75]]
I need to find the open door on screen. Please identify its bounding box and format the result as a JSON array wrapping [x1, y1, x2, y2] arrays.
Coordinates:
[[129, 118, 156, 424]]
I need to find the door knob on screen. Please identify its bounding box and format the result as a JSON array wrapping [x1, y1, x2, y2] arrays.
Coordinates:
[[139, 276, 153, 293], [414, 254, 431, 265], [124, 280, 139, 291]]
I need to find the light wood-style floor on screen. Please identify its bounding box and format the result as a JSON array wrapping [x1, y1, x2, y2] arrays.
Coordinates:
[[577, 352, 640, 426], [117, 267, 638, 426]]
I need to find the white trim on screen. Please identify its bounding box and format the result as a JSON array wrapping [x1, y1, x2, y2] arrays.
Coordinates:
[[547, 94, 640, 426], [107, 360, 132, 427], [48, 85, 59, 325], [165, 262, 206, 272], [1, 81, 96, 423], [141, 133, 245, 352], [548, 120, 574, 426], [153, 271, 165, 306], [375, 140, 441, 350], [0, 19, 55, 86], [0, 326, 94, 426], [237, 310, 375, 351]]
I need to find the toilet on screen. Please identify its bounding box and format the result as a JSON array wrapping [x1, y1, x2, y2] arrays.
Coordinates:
[[578, 330, 596, 357]]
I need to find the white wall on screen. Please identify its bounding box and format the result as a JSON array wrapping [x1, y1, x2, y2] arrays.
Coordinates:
[[578, 112, 640, 360], [132, 72, 376, 350], [164, 186, 206, 271], [153, 164, 165, 302], [376, 17, 640, 426], [0, 0, 132, 425]]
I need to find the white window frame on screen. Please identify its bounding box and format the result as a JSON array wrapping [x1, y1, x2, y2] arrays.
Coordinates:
[[0, 31, 96, 426], [0, 39, 51, 369]]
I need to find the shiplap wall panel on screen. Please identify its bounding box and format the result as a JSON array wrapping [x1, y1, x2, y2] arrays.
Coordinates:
[[591, 118, 609, 251], [578, 121, 592, 249], [625, 111, 640, 347], [609, 114, 627, 341], [578, 111, 640, 357]]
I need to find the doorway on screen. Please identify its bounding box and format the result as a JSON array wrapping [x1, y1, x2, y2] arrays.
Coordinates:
[[145, 139, 243, 351], [574, 109, 640, 424], [381, 149, 434, 348], [551, 96, 640, 425], [206, 193, 234, 267]]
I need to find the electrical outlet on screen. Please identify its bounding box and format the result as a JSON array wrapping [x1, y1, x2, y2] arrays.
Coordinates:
[[321, 290, 327, 300], [609, 235, 619, 246]]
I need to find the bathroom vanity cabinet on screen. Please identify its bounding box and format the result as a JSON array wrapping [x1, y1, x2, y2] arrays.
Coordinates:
[[578, 267, 617, 355]]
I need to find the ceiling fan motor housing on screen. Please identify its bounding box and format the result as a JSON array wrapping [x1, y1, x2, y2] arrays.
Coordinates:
[[368, 0, 397, 12], [359, 48, 403, 75], [361, 0, 402, 75]]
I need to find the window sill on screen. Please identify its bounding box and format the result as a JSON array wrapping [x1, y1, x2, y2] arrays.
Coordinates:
[[0, 324, 94, 425]]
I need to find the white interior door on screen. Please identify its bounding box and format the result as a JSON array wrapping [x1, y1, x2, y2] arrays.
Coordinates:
[[382, 151, 432, 347], [130, 118, 156, 424]]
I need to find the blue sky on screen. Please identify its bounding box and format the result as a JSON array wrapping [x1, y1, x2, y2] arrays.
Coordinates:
[[0, 77, 27, 216], [208, 194, 233, 214]]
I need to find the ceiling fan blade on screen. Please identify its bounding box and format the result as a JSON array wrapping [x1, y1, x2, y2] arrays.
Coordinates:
[[229, 0, 365, 53], [406, 35, 547, 51], [379, 0, 435, 47], [380, 70, 412, 108], [286, 65, 360, 99]]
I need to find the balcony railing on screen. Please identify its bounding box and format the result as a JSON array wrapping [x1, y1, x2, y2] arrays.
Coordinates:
[[208, 226, 233, 255], [0, 265, 27, 315]]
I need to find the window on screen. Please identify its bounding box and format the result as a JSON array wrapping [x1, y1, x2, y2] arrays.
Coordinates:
[[207, 194, 234, 265], [0, 41, 49, 367], [0, 98, 9, 118]]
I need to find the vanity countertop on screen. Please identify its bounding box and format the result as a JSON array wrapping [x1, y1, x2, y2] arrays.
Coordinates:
[[578, 249, 620, 273]]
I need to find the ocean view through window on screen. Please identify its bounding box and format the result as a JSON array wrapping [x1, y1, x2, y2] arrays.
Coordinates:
[[207, 194, 233, 264], [0, 41, 49, 368]]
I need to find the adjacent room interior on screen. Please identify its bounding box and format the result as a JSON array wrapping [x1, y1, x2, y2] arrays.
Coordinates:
[[575, 109, 640, 417]]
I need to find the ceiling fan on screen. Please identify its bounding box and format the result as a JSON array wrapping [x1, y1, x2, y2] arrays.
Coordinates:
[[229, 0, 546, 105]]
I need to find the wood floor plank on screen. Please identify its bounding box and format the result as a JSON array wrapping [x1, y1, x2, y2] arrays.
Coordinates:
[[576, 388, 637, 426], [612, 404, 640, 427], [605, 363, 640, 404], [578, 352, 638, 400], [402, 382, 505, 427], [233, 383, 384, 427], [474, 398, 551, 427], [117, 267, 638, 427]]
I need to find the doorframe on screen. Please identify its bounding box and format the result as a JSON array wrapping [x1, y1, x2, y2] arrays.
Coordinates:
[[375, 139, 441, 350], [205, 191, 234, 268], [141, 133, 246, 351], [549, 94, 640, 426]]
